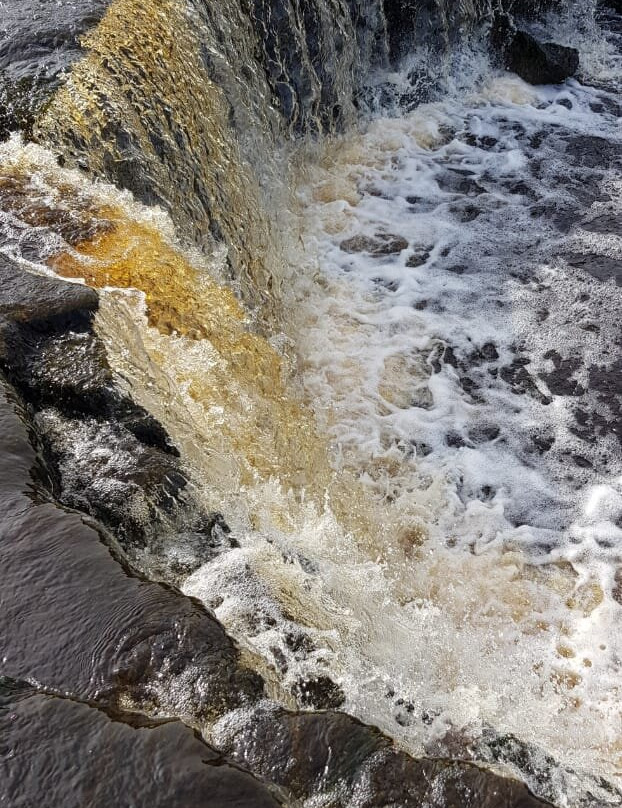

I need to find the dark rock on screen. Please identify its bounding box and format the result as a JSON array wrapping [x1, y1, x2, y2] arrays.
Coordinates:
[[468, 424, 501, 443], [506, 180, 538, 200], [225, 706, 552, 806], [361, 750, 552, 808], [571, 453, 593, 468], [542, 351, 584, 397], [340, 233, 409, 255], [0, 254, 98, 328], [490, 11, 516, 56], [480, 342, 500, 362], [439, 170, 485, 196], [0, 255, 236, 569], [505, 31, 579, 85], [475, 729, 622, 808], [532, 432, 555, 454], [450, 202, 482, 222], [0, 379, 263, 720], [564, 135, 622, 170], [446, 430, 468, 448], [589, 96, 622, 116], [599, 0, 622, 12], [581, 212, 622, 233], [0, 681, 281, 808], [0, 173, 114, 247], [406, 249, 431, 268], [501, 356, 552, 405], [566, 253, 622, 285], [284, 631, 315, 657], [226, 707, 391, 797], [292, 676, 346, 710], [0, 1, 109, 140]]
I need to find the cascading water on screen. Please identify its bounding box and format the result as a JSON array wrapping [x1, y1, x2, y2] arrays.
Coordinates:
[[1, 0, 621, 806]]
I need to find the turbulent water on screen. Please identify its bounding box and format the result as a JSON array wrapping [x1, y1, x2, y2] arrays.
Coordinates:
[[1, 0, 622, 806]]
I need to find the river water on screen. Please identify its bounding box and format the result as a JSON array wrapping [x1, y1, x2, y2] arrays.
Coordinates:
[[1, 1, 621, 806]]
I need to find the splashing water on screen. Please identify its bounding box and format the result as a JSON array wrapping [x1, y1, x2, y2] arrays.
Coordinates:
[[2, 3, 622, 805]]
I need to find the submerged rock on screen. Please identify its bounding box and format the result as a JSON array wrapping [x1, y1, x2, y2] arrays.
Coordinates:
[[505, 31, 579, 85], [0, 679, 281, 808]]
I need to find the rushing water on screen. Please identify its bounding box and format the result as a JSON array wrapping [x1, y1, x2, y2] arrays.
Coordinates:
[[1, 1, 622, 806]]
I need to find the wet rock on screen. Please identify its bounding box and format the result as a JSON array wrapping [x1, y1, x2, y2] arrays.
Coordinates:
[[226, 707, 391, 797], [358, 748, 553, 807], [501, 356, 552, 405], [406, 248, 432, 267], [584, 360, 622, 445], [506, 180, 539, 200], [474, 729, 622, 808], [542, 351, 584, 397], [0, 1, 109, 140], [468, 423, 501, 444], [394, 698, 416, 727], [439, 170, 485, 196], [589, 95, 622, 116], [0, 174, 114, 247], [225, 706, 553, 807], [446, 430, 468, 448], [0, 681, 281, 808], [505, 31, 579, 85], [284, 631, 315, 657], [566, 253, 622, 285], [0, 255, 237, 569], [0, 380, 263, 720], [599, 0, 622, 13], [449, 202, 482, 223], [464, 133, 499, 150], [531, 432, 555, 454], [292, 676, 346, 710], [564, 135, 622, 170], [480, 342, 500, 362], [0, 254, 98, 328], [35, 410, 187, 550], [340, 233, 409, 256], [581, 212, 622, 233]]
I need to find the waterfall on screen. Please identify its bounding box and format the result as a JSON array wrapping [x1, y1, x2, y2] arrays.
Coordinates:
[[2, 0, 620, 806]]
